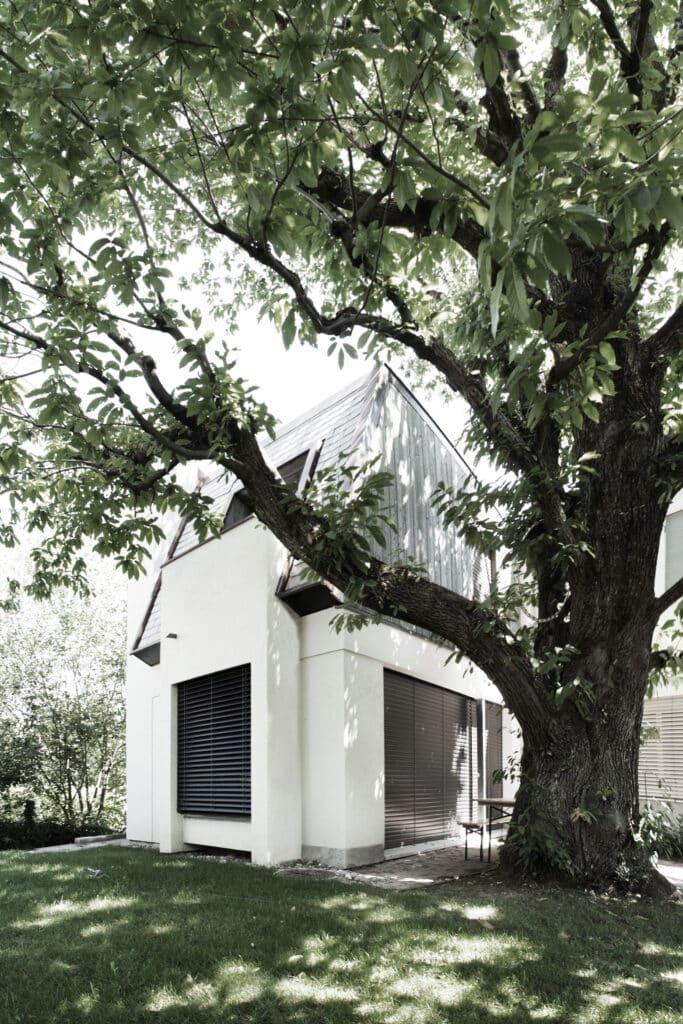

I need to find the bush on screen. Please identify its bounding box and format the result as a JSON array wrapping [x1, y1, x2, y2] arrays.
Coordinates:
[[639, 802, 683, 860], [0, 818, 112, 851]]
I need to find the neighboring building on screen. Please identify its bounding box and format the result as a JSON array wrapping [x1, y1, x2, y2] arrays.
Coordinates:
[[639, 491, 683, 814], [126, 366, 517, 867]]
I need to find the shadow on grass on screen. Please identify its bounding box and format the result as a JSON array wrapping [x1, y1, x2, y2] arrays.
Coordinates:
[[0, 847, 681, 1023]]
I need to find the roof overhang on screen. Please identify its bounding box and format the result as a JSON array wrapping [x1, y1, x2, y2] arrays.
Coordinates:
[[131, 642, 161, 666]]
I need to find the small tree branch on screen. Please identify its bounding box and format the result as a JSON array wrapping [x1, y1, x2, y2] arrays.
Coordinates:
[[0, 319, 209, 461], [500, 47, 541, 125], [588, 0, 640, 99]]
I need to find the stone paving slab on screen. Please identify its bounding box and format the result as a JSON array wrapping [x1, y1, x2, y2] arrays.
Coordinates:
[[30, 838, 128, 854], [277, 843, 497, 890]]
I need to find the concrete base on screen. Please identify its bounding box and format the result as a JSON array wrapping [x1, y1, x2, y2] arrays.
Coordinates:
[[302, 843, 385, 869], [75, 832, 126, 846]]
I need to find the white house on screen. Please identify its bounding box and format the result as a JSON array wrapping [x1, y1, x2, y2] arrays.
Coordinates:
[[126, 366, 517, 867], [639, 490, 683, 814]]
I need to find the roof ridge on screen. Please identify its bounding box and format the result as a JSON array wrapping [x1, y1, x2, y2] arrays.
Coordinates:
[[262, 363, 382, 447]]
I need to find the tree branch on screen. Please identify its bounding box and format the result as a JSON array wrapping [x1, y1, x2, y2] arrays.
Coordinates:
[[500, 47, 541, 125], [0, 319, 209, 461], [221, 426, 551, 744], [543, 45, 568, 109], [588, 0, 641, 99], [645, 303, 683, 360], [548, 226, 672, 385], [651, 575, 683, 620], [306, 167, 485, 258]]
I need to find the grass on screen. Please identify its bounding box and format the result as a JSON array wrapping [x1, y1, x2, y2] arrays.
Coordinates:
[[0, 848, 681, 1024]]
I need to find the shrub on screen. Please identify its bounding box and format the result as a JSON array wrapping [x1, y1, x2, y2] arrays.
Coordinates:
[[639, 802, 683, 860], [0, 817, 111, 850]]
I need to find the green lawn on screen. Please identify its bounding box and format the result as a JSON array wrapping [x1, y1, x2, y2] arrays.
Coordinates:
[[0, 848, 680, 1024]]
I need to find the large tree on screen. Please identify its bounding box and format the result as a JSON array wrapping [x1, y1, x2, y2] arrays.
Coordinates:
[[0, 1, 681, 891]]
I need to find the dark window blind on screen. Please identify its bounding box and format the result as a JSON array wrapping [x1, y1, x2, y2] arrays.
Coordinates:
[[485, 701, 503, 798], [177, 665, 251, 816], [384, 670, 478, 849]]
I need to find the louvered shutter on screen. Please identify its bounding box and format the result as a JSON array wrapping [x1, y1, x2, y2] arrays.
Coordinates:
[[177, 665, 251, 815], [485, 701, 504, 798], [639, 696, 683, 803], [384, 670, 477, 849], [384, 672, 415, 848]]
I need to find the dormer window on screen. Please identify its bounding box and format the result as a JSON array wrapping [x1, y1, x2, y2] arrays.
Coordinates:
[[277, 451, 309, 491], [223, 451, 310, 530], [224, 489, 254, 530]]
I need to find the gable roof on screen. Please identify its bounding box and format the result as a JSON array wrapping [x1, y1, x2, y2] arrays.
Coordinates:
[[131, 365, 483, 659]]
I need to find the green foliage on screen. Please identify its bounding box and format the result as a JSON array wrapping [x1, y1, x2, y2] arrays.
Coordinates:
[[505, 807, 575, 878], [639, 801, 683, 860], [0, 542, 126, 829], [0, 0, 678, 595], [0, 816, 108, 851]]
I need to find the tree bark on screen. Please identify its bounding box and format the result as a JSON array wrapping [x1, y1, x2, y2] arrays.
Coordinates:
[[500, 327, 676, 893], [503, 672, 674, 896]]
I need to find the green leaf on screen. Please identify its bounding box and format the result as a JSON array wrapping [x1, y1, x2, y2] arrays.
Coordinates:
[[542, 232, 573, 277], [497, 182, 513, 233], [0, 275, 12, 308], [507, 264, 529, 324], [490, 273, 503, 337], [394, 168, 417, 212], [598, 341, 617, 367], [482, 44, 500, 87], [282, 309, 296, 349]]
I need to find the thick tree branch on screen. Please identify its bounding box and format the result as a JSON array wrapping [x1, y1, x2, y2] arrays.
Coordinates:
[[500, 47, 541, 125], [543, 45, 568, 109], [306, 167, 485, 258], [631, 0, 654, 67], [221, 426, 551, 744], [651, 575, 683, 620], [548, 227, 672, 385]]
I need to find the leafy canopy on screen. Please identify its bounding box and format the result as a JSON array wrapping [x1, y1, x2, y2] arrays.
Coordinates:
[[0, 1, 681, 677]]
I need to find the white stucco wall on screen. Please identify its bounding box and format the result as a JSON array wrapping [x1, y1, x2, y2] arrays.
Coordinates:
[[298, 610, 510, 866], [127, 520, 516, 868], [126, 518, 302, 863], [126, 659, 162, 844]]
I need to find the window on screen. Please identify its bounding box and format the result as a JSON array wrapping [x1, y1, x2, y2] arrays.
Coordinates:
[[177, 665, 251, 816], [277, 452, 309, 490], [223, 451, 309, 529], [665, 510, 683, 590], [224, 490, 254, 530]]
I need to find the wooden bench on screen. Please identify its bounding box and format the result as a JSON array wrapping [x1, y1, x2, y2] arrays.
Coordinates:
[[461, 813, 513, 862], [460, 820, 487, 861]]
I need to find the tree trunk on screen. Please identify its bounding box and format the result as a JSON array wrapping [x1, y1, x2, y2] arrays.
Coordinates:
[[501, 636, 674, 897]]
